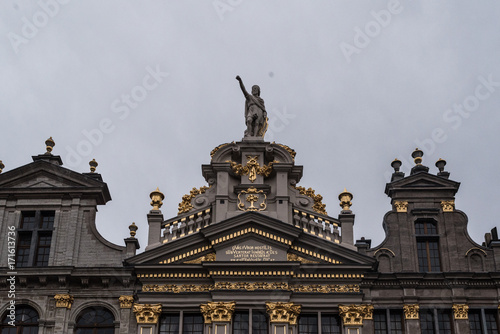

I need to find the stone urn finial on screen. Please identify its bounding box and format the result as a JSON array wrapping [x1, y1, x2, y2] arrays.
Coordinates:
[[339, 188, 353, 211], [150, 187, 165, 210], [89, 159, 98, 173], [45, 137, 55, 154]]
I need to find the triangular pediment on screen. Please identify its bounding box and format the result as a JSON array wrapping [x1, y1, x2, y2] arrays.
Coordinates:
[[386, 172, 460, 198], [0, 160, 111, 203], [126, 212, 376, 267]]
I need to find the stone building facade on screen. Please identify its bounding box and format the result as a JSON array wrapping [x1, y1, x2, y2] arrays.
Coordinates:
[[1, 136, 499, 334]]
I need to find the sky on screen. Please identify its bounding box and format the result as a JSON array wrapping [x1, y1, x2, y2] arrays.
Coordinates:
[[1, 1, 500, 254]]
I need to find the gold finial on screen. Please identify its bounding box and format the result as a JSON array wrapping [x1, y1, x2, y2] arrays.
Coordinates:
[[339, 188, 353, 211], [150, 187, 165, 210], [129, 222, 138, 237], [45, 137, 55, 154], [412, 148, 424, 165], [435, 158, 446, 172], [89, 159, 98, 173], [0, 160, 4, 174], [391, 158, 402, 172]]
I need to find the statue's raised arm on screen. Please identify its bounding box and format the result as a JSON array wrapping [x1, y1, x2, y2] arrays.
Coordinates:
[[236, 75, 249, 97], [235, 75, 268, 138]]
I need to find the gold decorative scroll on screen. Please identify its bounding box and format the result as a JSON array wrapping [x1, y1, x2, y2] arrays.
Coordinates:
[[238, 187, 267, 211], [287, 253, 319, 264], [54, 294, 73, 309], [453, 304, 468, 319], [119, 295, 134, 309], [295, 186, 327, 215], [227, 156, 278, 183], [200, 301, 236, 324], [133, 304, 162, 324], [394, 201, 408, 213], [178, 186, 210, 214], [210, 142, 233, 158], [273, 142, 296, 161], [441, 200, 455, 212], [339, 304, 373, 326], [403, 304, 419, 319], [266, 302, 301, 325]]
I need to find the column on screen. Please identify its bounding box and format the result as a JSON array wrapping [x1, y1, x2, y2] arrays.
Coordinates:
[[403, 304, 420, 333], [200, 301, 236, 334], [338, 304, 373, 334], [119, 296, 134, 334], [53, 294, 73, 333], [266, 302, 301, 334], [133, 304, 162, 334], [452, 304, 470, 333]]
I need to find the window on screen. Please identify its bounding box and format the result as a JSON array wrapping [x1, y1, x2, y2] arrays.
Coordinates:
[[299, 315, 318, 334], [470, 309, 499, 334], [415, 220, 441, 272], [374, 309, 404, 334], [419, 309, 453, 334], [75, 306, 114, 334], [233, 312, 249, 334], [159, 314, 180, 334], [183, 314, 203, 334], [15, 211, 55, 267], [1, 305, 39, 334], [252, 311, 267, 334], [321, 314, 341, 334]]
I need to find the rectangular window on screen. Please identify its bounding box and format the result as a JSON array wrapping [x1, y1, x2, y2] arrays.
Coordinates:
[[470, 309, 499, 334], [374, 310, 404, 334], [233, 312, 249, 334], [437, 311, 452, 334], [15, 211, 55, 267], [159, 314, 180, 334], [420, 310, 435, 334], [417, 240, 441, 272], [321, 314, 341, 334], [183, 314, 203, 334], [298, 315, 318, 334], [252, 311, 267, 334]]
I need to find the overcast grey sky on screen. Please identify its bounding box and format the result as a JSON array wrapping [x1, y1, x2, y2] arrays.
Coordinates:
[[1, 1, 500, 253]]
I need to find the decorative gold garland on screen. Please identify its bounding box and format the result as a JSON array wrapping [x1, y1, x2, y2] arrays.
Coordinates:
[[295, 186, 327, 215]]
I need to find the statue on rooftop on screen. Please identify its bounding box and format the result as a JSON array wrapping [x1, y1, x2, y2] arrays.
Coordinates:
[[236, 75, 268, 138]]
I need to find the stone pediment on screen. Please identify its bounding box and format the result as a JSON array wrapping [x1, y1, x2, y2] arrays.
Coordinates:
[[0, 160, 111, 203], [126, 212, 376, 267], [385, 172, 460, 198]]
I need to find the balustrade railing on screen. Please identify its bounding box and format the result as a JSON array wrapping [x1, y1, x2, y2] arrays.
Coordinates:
[[292, 208, 340, 243], [161, 207, 212, 243]]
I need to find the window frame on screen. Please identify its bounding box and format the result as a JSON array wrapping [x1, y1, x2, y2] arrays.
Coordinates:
[[0, 305, 40, 333], [469, 308, 499, 334], [419, 309, 453, 334], [16, 211, 55, 267], [373, 309, 404, 334], [415, 219, 441, 273]]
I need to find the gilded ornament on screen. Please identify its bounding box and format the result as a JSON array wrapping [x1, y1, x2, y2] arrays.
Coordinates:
[[89, 158, 98, 173], [119, 295, 134, 308], [184, 252, 216, 264], [178, 185, 210, 214], [0, 160, 4, 174], [133, 304, 162, 324], [273, 142, 296, 161], [295, 186, 327, 215], [339, 188, 353, 211], [45, 136, 55, 153], [453, 304, 468, 319], [128, 222, 138, 237], [54, 294, 73, 309], [237, 187, 267, 211], [150, 187, 165, 210], [266, 302, 301, 325], [227, 156, 278, 183], [403, 304, 419, 319], [200, 302, 236, 324], [394, 201, 408, 213], [287, 253, 319, 264], [338, 304, 373, 326], [441, 200, 454, 212]]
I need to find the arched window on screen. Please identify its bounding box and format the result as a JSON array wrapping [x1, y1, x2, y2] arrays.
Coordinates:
[[1, 305, 39, 334], [75, 307, 115, 334]]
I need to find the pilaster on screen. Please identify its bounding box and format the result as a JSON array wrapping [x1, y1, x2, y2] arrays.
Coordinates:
[[133, 303, 162, 334], [200, 301, 236, 334], [266, 302, 301, 334]]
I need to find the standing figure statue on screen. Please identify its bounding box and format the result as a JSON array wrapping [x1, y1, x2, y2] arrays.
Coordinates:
[[236, 75, 268, 138]]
